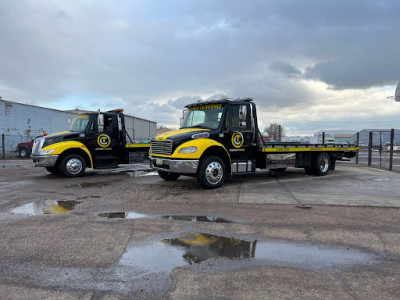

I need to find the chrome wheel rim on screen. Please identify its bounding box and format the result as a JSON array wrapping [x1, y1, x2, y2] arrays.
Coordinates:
[[205, 162, 223, 184], [319, 156, 329, 173], [66, 158, 83, 175]]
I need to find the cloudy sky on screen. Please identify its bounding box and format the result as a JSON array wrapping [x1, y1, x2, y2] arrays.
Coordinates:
[[1, 0, 399, 135]]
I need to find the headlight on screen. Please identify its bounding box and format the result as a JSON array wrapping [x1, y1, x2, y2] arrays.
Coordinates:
[[191, 132, 209, 139], [39, 149, 55, 155], [178, 146, 197, 153]]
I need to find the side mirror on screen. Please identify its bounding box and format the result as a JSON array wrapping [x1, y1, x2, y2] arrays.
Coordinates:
[[239, 105, 247, 121], [98, 114, 104, 133], [180, 110, 188, 125], [239, 105, 247, 128]]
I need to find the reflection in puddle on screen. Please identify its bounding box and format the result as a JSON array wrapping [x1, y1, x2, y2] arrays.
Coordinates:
[[98, 212, 233, 223], [98, 212, 149, 219], [119, 233, 378, 273], [11, 200, 81, 215]]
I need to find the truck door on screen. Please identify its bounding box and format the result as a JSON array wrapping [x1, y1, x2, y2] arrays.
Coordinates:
[[86, 113, 123, 168], [222, 103, 252, 163]]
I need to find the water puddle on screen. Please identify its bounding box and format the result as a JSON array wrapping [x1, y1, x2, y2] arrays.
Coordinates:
[[119, 233, 379, 273], [99, 212, 149, 219], [0, 162, 24, 168], [128, 170, 158, 177], [11, 200, 81, 215], [161, 215, 233, 223], [67, 182, 110, 188], [98, 212, 234, 223]]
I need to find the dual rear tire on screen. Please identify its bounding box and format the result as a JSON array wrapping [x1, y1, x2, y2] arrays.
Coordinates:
[[305, 153, 331, 176]]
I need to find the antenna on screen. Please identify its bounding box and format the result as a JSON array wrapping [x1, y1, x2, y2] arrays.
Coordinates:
[[387, 81, 400, 102]]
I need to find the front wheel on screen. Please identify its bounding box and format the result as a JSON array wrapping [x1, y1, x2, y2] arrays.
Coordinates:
[[59, 154, 86, 177], [197, 156, 226, 189], [158, 171, 180, 181], [19, 147, 30, 158]]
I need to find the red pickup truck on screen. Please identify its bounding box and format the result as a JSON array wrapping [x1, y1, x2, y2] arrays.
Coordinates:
[[16, 141, 33, 158]]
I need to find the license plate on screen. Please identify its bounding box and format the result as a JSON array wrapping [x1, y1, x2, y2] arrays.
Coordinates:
[[156, 159, 163, 165]]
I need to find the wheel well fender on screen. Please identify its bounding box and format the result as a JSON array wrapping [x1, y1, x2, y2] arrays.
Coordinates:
[[19, 146, 30, 152], [200, 146, 231, 174], [56, 148, 92, 168]]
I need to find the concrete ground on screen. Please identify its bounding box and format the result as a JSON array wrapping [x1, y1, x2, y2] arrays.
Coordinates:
[[0, 159, 399, 299]]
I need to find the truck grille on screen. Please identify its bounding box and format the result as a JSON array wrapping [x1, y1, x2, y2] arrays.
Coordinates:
[[151, 139, 173, 155], [31, 137, 45, 155]]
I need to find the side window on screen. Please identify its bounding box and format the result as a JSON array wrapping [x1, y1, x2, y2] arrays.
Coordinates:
[[88, 119, 98, 134], [225, 105, 241, 130], [225, 104, 250, 132], [103, 116, 114, 133]]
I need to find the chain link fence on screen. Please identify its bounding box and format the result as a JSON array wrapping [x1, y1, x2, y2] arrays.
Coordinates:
[[355, 129, 399, 171]]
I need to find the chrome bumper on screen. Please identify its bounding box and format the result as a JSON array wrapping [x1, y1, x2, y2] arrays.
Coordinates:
[[149, 156, 199, 174], [31, 155, 59, 167]]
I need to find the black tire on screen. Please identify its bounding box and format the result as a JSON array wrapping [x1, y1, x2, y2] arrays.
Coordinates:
[[314, 152, 330, 176], [271, 168, 287, 172], [158, 171, 180, 181], [329, 159, 336, 171], [197, 156, 226, 189], [18, 147, 30, 158], [304, 167, 315, 175], [59, 154, 86, 177], [46, 167, 60, 175]]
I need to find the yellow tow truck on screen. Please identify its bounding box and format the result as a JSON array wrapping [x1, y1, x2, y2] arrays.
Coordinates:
[[149, 98, 358, 188], [31, 109, 149, 177]]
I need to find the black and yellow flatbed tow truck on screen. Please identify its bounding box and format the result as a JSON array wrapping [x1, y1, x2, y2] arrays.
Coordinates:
[[149, 98, 358, 189], [31, 109, 149, 177]]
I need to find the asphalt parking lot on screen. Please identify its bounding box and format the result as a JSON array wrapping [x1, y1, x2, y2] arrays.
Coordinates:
[[0, 159, 399, 299]]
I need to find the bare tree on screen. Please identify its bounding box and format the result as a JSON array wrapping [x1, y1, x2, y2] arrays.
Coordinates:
[[263, 123, 284, 141]]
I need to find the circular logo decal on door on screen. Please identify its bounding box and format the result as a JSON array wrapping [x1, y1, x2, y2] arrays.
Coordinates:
[[231, 132, 244, 148], [97, 134, 111, 147]]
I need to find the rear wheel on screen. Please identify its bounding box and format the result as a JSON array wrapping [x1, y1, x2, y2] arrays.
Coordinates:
[[158, 171, 180, 181], [314, 153, 330, 176], [197, 156, 226, 189], [59, 154, 86, 177]]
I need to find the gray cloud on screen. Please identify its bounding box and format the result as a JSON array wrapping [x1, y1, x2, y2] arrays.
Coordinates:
[[270, 62, 302, 78], [0, 0, 399, 133]]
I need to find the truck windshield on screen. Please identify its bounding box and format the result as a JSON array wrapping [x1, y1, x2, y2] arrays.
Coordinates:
[[180, 104, 224, 130], [69, 114, 90, 132]]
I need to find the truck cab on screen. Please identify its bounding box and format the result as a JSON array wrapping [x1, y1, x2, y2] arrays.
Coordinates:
[[31, 110, 149, 177], [150, 98, 358, 189], [150, 99, 260, 188]]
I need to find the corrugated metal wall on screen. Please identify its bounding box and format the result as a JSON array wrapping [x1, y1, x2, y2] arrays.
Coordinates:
[[124, 115, 157, 142], [1, 100, 157, 154], [0, 100, 78, 153]]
